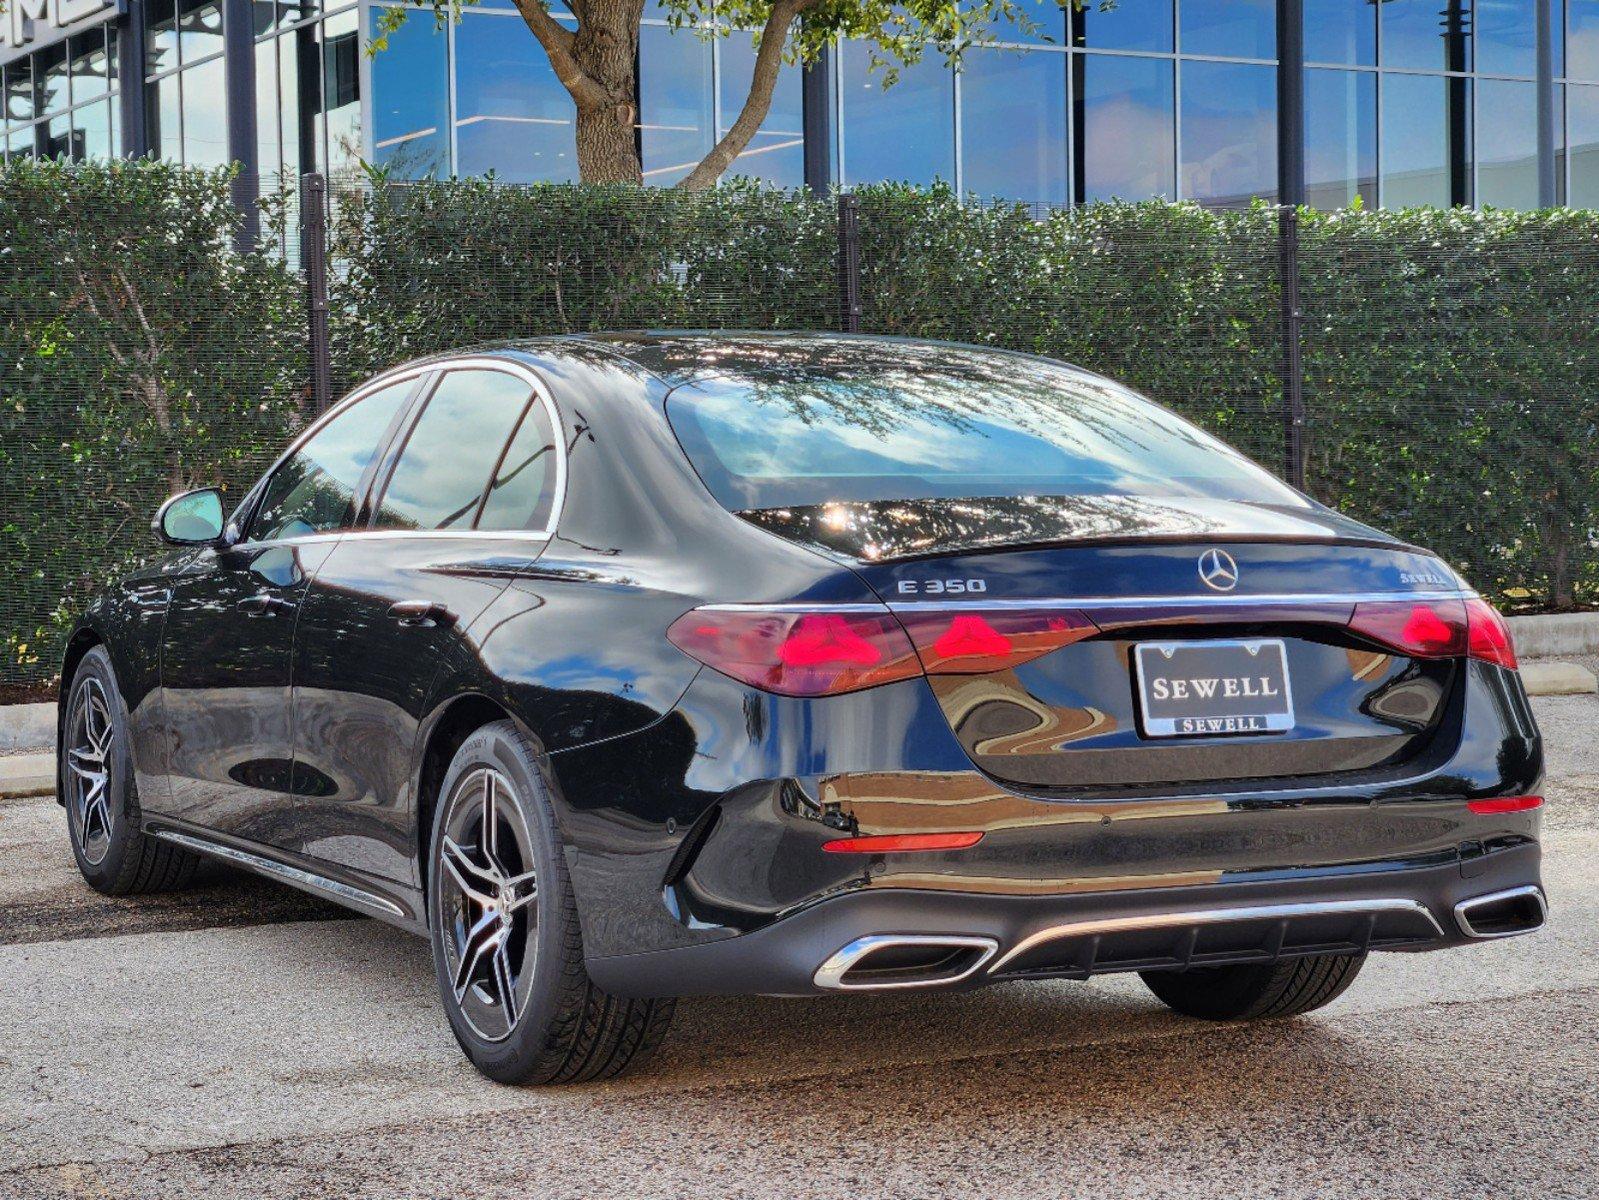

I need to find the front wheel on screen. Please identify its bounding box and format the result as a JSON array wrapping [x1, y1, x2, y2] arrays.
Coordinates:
[[426, 721, 674, 1084], [1140, 952, 1366, 1021], [60, 646, 199, 895]]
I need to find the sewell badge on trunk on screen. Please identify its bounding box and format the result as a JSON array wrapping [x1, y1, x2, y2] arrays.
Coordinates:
[[1133, 638, 1295, 737]]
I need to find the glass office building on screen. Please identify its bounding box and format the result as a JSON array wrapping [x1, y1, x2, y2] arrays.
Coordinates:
[[3, 0, 1596, 208]]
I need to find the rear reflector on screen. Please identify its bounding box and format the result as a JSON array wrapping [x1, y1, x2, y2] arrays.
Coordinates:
[[822, 831, 985, 854], [898, 608, 1098, 674], [1466, 795, 1542, 815], [666, 608, 921, 697]]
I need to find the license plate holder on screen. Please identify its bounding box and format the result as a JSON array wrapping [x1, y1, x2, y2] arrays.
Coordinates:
[[1133, 638, 1295, 738]]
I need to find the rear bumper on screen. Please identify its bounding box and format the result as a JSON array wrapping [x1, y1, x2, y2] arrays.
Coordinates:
[[585, 840, 1545, 998]]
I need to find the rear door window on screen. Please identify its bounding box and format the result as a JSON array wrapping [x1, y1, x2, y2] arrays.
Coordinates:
[[477, 397, 560, 532], [370, 369, 535, 531]]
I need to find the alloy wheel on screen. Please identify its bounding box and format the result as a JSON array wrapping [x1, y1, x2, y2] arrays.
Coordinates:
[[437, 767, 539, 1042], [65, 676, 115, 866]]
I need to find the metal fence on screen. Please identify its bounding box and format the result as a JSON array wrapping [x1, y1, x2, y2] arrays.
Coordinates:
[[3, 162, 1597, 690]]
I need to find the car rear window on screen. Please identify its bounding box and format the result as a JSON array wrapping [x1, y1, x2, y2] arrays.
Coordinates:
[[665, 354, 1307, 511]]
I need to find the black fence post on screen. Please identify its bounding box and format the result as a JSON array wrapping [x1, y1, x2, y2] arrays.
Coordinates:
[[1278, 205, 1306, 491], [837, 192, 862, 334], [300, 172, 334, 416]]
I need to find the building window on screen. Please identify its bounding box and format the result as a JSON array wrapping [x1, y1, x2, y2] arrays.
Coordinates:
[[640, 22, 714, 184], [1304, 0, 1374, 67], [253, 1, 362, 183], [717, 34, 803, 187], [838, 41, 955, 187], [960, 47, 1067, 204], [146, 0, 230, 166], [1, 21, 119, 162], [1570, 81, 1599, 202], [1477, 78, 1540, 207], [368, 6, 449, 177], [1180, 59, 1278, 205], [453, 9, 577, 182], [1381, 72, 1472, 207], [1304, 66, 1375, 209], [1074, 52, 1175, 202]]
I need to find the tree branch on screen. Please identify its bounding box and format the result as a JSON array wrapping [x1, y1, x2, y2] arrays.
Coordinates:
[[675, 0, 810, 191], [510, 0, 609, 108]]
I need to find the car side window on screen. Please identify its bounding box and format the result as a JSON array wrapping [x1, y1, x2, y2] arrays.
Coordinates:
[[247, 380, 415, 543], [477, 395, 559, 532], [370, 369, 537, 532]]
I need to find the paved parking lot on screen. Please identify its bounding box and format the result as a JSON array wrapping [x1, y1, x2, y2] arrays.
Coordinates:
[[2, 695, 1596, 1200]]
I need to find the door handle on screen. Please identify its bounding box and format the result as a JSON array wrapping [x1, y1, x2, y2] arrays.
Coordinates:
[[387, 599, 457, 628], [238, 594, 294, 618]]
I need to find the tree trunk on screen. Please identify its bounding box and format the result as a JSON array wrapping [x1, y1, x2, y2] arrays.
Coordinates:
[[512, 0, 644, 184]]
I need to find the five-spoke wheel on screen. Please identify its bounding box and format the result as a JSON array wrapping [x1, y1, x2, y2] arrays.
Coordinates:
[[426, 721, 675, 1083], [437, 768, 540, 1042], [64, 675, 115, 866]]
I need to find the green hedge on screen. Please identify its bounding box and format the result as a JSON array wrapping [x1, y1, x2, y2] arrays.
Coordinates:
[[3, 161, 1597, 686]]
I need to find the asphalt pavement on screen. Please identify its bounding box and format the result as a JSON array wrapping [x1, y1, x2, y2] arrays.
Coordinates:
[[2, 695, 1595, 1200]]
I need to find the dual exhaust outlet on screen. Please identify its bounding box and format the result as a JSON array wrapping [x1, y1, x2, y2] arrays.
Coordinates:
[[813, 887, 1549, 992]]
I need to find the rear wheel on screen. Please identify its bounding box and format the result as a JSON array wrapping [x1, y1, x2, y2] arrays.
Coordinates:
[[1140, 952, 1366, 1021], [426, 721, 675, 1084], [61, 646, 199, 895]]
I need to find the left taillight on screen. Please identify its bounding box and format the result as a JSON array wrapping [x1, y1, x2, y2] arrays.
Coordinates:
[[666, 608, 923, 697], [667, 605, 1100, 697]]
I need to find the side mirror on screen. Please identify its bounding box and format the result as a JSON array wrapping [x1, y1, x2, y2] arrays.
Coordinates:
[[153, 488, 226, 545]]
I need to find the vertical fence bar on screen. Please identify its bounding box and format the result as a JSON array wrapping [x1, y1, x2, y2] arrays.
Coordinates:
[[837, 192, 862, 334], [1278, 205, 1306, 490], [300, 172, 334, 415]]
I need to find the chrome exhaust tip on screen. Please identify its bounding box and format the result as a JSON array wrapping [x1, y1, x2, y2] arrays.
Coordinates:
[[1454, 885, 1548, 939], [814, 934, 1000, 991]]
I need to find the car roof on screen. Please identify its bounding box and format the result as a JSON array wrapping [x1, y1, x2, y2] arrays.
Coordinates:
[[445, 331, 1094, 391]]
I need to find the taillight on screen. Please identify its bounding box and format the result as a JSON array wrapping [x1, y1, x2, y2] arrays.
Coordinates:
[[899, 608, 1098, 673], [666, 608, 921, 697], [668, 604, 1099, 696], [1348, 599, 1468, 657], [1464, 597, 1518, 670], [1347, 596, 1517, 670]]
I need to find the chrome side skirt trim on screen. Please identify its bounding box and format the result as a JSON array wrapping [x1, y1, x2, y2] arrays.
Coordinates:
[[814, 934, 1000, 991], [1453, 885, 1548, 939], [150, 829, 407, 919], [986, 898, 1444, 974]]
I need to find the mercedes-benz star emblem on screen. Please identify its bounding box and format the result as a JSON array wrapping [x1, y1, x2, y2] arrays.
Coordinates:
[[1197, 548, 1239, 592]]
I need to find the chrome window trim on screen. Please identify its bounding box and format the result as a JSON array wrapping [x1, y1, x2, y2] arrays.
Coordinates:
[[987, 898, 1446, 974], [232, 355, 568, 552]]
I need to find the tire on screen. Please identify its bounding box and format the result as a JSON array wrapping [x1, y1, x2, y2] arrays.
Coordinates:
[[60, 646, 200, 895], [1140, 952, 1366, 1021], [426, 720, 675, 1085]]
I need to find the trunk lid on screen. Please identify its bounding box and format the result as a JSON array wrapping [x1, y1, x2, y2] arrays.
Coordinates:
[[747, 497, 1467, 794]]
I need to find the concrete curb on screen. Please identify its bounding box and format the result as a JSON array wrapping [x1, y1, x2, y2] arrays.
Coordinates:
[[1520, 660, 1599, 697], [0, 752, 54, 800], [0, 701, 54, 754], [1508, 613, 1599, 660]]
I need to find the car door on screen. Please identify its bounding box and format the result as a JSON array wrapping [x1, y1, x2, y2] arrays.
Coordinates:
[[282, 362, 564, 884], [154, 376, 421, 839]]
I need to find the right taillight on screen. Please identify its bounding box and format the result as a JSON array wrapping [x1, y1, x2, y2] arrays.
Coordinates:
[[1464, 597, 1518, 670], [1347, 596, 1518, 670]]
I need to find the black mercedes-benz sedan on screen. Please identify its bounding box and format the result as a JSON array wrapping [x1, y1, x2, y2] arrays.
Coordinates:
[[58, 333, 1546, 1084]]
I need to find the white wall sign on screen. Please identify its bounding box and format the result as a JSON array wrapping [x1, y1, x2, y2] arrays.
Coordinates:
[[4, 0, 120, 51]]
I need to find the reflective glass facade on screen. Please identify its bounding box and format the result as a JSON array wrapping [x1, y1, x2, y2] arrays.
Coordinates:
[[2, 0, 1594, 213]]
